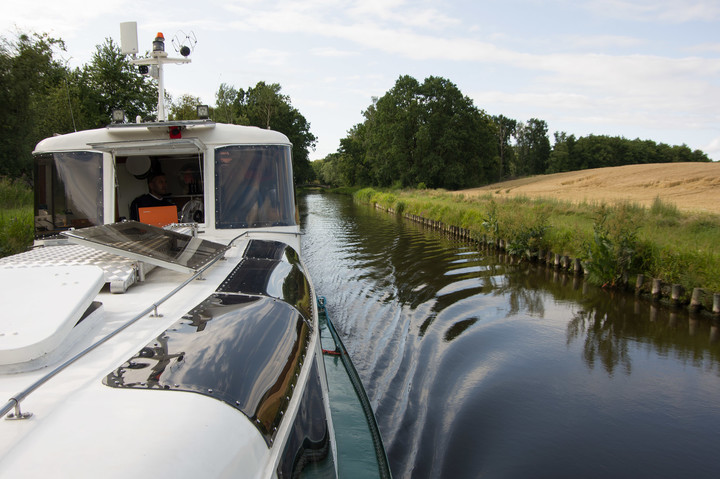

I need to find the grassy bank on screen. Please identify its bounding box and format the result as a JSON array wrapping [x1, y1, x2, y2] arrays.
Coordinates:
[[0, 178, 33, 257], [351, 187, 720, 296]]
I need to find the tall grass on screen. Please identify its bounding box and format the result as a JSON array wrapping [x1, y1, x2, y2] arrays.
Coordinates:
[[353, 188, 720, 292], [0, 178, 33, 257]]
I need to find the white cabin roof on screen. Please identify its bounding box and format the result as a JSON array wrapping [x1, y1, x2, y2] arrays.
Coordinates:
[[34, 122, 291, 154]]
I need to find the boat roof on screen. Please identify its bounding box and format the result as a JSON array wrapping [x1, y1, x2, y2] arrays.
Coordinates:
[[34, 121, 291, 154]]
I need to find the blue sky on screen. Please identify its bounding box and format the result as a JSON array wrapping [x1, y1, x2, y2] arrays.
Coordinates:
[[4, 0, 719, 161]]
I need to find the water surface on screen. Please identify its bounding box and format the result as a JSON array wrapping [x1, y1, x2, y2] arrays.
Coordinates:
[[299, 192, 720, 478]]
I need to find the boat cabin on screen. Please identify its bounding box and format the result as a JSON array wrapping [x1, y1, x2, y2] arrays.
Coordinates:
[[33, 120, 298, 242]]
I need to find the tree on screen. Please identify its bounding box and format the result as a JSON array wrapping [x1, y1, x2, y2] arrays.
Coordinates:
[[347, 75, 496, 189], [547, 132, 577, 173], [513, 118, 550, 176], [0, 32, 68, 178], [78, 38, 156, 128], [170, 93, 203, 120], [492, 115, 517, 180], [414, 76, 495, 188], [366, 75, 421, 187], [229, 81, 317, 184], [213, 83, 238, 124], [338, 123, 372, 186]]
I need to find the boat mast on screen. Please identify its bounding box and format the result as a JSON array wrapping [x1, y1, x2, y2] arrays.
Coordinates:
[[121, 22, 191, 122]]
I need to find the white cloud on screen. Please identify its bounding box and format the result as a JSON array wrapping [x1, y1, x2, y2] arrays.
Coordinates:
[[246, 48, 292, 67], [582, 0, 720, 23], [704, 137, 720, 158], [311, 47, 358, 57]]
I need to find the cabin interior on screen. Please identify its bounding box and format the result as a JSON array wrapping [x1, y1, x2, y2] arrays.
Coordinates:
[[115, 153, 204, 223]]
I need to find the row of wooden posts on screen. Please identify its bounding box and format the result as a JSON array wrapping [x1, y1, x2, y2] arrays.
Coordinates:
[[387, 207, 720, 316]]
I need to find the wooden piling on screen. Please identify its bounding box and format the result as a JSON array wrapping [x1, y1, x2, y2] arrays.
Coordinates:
[[562, 255, 570, 270], [690, 288, 703, 312], [651, 278, 662, 300], [573, 258, 582, 276], [635, 274, 644, 295], [671, 284, 683, 306]]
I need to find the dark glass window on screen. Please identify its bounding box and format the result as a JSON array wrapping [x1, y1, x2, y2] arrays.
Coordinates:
[[34, 152, 103, 237], [215, 145, 296, 229]]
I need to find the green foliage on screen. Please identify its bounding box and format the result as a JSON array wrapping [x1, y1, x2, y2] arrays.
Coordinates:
[[583, 205, 640, 287], [0, 209, 33, 257], [170, 94, 204, 120], [505, 210, 549, 256], [481, 200, 499, 239], [354, 187, 378, 204], [649, 196, 680, 226], [549, 134, 710, 173], [492, 115, 517, 180], [338, 74, 496, 190], [513, 118, 551, 176], [349, 187, 720, 292], [0, 32, 67, 178], [0, 178, 33, 257], [213, 81, 317, 184], [313, 153, 347, 187], [1, 32, 158, 179], [79, 38, 157, 128]]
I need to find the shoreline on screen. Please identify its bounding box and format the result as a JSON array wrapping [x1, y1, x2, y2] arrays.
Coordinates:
[[341, 185, 720, 315]]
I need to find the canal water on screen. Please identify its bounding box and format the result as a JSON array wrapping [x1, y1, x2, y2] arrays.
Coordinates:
[[299, 192, 720, 479]]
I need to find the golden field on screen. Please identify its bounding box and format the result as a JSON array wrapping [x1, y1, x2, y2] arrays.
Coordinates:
[[456, 162, 720, 215]]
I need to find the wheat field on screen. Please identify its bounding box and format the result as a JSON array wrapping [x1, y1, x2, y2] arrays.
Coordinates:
[[457, 162, 720, 214]]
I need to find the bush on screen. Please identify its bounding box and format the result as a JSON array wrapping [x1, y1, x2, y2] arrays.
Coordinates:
[[582, 205, 640, 287]]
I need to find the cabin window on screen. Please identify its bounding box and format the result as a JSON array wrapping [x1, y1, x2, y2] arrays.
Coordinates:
[[34, 152, 103, 237], [215, 145, 296, 229]]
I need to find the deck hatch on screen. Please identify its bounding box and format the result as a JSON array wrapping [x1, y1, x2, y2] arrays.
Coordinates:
[[104, 293, 310, 445]]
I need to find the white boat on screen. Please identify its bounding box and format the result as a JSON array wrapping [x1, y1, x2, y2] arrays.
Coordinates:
[[0, 24, 390, 478]]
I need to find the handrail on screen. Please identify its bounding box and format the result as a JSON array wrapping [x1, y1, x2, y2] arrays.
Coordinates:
[[229, 228, 303, 246], [1, 249, 227, 419]]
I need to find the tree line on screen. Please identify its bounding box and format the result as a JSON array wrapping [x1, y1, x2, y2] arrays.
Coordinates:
[[0, 31, 315, 183], [314, 75, 711, 189]]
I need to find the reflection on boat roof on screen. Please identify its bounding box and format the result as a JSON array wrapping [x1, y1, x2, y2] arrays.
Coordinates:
[[61, 221, 229, 274]]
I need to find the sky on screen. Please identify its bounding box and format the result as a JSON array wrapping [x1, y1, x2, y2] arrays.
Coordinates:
[[3, 0, 720, 161]]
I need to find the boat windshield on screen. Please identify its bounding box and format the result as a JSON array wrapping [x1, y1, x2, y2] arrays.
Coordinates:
[[34, 152, 104, 237], [214, 145, 296, 229]]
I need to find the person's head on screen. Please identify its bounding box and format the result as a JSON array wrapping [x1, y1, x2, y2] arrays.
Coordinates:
[[147, 173, 168, 197]]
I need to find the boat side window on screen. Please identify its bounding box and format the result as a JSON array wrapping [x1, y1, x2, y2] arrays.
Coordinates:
[[34, 152, 103, 237], [215, 145, 296, 229]]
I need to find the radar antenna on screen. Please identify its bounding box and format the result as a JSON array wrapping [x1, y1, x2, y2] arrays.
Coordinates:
[[120, 22, 195, 122]]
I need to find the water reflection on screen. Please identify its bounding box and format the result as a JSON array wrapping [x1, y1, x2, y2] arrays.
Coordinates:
[[299, 193, 720, 479]]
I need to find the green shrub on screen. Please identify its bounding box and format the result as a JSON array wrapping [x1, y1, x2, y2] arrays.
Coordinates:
[[583, 205, 640, 287]]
